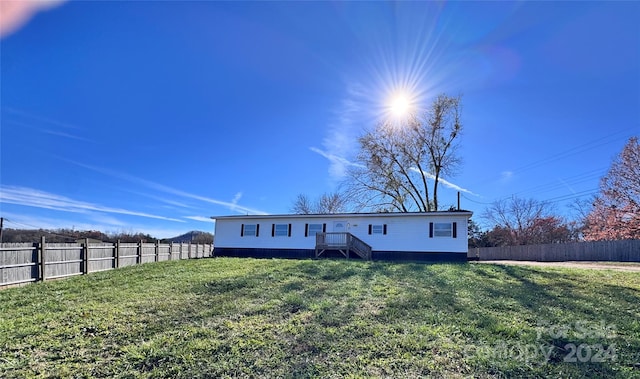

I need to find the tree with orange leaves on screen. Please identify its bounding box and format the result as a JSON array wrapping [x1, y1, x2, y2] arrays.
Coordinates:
[[583, 137, 640, 241]]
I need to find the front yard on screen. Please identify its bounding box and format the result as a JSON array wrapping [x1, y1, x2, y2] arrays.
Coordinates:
[[1, 258, 639, 378]]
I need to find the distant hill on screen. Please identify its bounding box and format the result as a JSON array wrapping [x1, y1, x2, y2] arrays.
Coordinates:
[[164, 231, 214, 244], [1, 228, 213, 244]]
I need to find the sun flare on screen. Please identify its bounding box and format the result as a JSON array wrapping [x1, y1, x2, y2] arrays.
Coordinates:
[[390, 95, 411, 117], [386, 91, 417, 121]]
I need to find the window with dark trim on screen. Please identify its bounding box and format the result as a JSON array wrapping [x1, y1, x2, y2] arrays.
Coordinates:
[[241, 224, 258, 237], [272, 223, 291, 237], [368, 224, 387, 235], [429, 222, 457, 238], [305, 223, 325, 237]]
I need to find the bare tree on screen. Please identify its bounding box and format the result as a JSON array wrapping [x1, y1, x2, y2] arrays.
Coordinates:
[[290, 194, 314, 214], [583, 137, 640, 241], [349, 122, 423, 212], [482, 196, 559, 245], [422, 94, 463, 210], [347, 94, 462, 212], [290, 191, 350, 214], [316, 192, 348, 214], [566, 198, 593, 239]]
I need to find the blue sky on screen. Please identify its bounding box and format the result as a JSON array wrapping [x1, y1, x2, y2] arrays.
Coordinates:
[[1, 1, 638, 237]]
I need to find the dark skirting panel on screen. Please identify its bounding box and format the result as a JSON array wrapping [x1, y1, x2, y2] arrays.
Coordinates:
[[214, 248, 315, 259], [372, 251, 468, 262], [214, 248, 468, 262]]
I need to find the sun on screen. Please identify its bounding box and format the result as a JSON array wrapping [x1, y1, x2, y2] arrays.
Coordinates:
[[390, 94, 411, 118], [385, 91, 417, 122]]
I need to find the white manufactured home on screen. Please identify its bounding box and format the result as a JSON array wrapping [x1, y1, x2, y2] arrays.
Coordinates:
[[212, 211, 472, 261]]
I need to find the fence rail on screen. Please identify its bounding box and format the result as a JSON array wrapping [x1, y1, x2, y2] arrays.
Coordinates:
[[469, 239, 640, 262], [0, 237, 213, 287]]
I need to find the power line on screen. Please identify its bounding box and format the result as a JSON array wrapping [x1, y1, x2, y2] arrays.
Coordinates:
[[508, 128, 634, 175], [475, 127, 636, 189], [459, 131, 632, 209], [544, 189, 599, 204], [2, 218, 42, 230], [511, 167, 606, 197], [461, 184, 599, 208], [1, 218, 86, 240], [460, 193, 495, 205], [3, 218, 27, 229]]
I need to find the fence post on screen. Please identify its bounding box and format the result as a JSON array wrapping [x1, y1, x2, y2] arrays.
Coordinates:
[[168, 243, 172, 261], [137, 240, 143, 265], [82, 238, 89, 275], [155, 240, 159, 262], [38, 236, 46, 282], [188, 242, 192, 259], [115, 240, 120, 269]]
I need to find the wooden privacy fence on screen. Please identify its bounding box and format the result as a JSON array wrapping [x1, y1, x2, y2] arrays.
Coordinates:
[[0, 237, 213, 287], [469, 239, 640, 262]]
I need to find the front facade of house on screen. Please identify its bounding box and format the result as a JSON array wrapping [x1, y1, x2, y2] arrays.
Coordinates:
[[212, 211, 472, 261]]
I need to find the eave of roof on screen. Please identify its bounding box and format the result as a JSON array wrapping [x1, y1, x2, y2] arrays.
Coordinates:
[[211, 210, 473, 221]]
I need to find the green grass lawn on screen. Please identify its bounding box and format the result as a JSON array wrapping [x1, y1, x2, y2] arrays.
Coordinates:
[[1, 258, 639, 378]]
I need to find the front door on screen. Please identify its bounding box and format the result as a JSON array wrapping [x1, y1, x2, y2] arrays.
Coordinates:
[[333, 221, 347, 232]]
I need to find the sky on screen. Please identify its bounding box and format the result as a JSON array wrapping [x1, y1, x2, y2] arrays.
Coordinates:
[[1, 1, 639, 238]]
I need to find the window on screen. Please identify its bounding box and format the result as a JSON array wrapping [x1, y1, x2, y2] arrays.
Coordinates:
[[306, 223, 325, 237], [434, 223, 452, 237], [241, 224, 259, 237], [368, 224, 387, 235], [429, 222, 457, 238], [272, 223, 291, 237]]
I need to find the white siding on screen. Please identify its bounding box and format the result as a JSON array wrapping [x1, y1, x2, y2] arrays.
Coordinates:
[[214, 213, 470, 253]]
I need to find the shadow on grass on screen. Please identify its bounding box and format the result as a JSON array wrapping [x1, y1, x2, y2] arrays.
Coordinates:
[[4, 258, 638, 378], [130, 259, 640, 377]]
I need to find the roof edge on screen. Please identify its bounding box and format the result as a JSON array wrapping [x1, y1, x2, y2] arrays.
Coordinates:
[[211, 210, 473, 220]]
